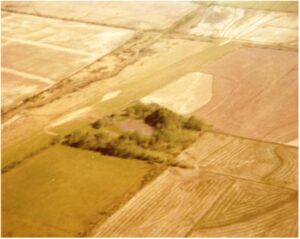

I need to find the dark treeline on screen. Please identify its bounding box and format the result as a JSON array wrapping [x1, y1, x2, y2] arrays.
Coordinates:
[[63, 103, 203, 164]]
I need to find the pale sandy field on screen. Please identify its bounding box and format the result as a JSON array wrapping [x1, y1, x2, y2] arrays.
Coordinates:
[[1, 11, 134, 110], [178, 4, 298, 48], [2, 1, 198, 30]]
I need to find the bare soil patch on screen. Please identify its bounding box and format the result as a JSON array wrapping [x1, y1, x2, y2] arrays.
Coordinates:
[[141, 72, 213, 114], [115, 119, 154, 136]]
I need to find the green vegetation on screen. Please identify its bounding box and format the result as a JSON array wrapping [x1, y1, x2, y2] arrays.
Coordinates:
[[2, 145, 160, 237], [63, 103, 204, 164]]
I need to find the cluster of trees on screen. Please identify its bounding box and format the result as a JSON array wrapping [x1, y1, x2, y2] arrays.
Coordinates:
[[63, 130, 170, 162], [124, 103, 203, 131], [63, 102, 204, 164]]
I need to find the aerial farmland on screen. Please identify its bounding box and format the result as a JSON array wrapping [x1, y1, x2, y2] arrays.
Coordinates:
[[1, 1, 298, 237]]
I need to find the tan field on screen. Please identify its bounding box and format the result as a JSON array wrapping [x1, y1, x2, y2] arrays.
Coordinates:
[[137, 46, 297, 145], [95, 132, 297, 237], [1, 11, 134, 110], [1, 1, 298, 237], [176, 132, 298, 190], [2, 1, 198, 30], [194, 47, 298, 145]]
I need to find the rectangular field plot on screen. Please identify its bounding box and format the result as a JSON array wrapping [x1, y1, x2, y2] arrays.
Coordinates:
[[2, 12, 134, 56], [2, 145, 155, 237], [95, 168, 234, 237], [178, 5, 298, 47], [1, 71, 52, 109], [192, 47, 298, 145], [2, 42, 92, 80], [95, 167, 297, 237], [2, 2, 198, 30], [1, 12, 134, 110], [176, 132, 298, 190], [138, 46, 297, 145]]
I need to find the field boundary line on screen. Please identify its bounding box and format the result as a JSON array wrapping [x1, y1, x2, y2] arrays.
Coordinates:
[[1, 9, 140, 32], [196, 166, 298, 192], [210, 130, 298, 149], [184, 179, 236, 237], [2, 67, 54, 85], [2, 36, 95, 57]]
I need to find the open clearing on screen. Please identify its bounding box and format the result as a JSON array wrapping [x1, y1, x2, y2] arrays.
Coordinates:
[[2, 145, 160, 237], [141, 72, 213, 114], [115, 119, 154, 136], [178, 4, 298, 48], [95, 132, 297, 237]]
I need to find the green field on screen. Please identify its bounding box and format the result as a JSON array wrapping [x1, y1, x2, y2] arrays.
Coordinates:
[[2, 145, 161, 237]]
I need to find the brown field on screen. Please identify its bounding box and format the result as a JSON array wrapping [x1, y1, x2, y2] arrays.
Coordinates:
[[2, 1, 198, 30], [115, 119, 154, 136], [193, 47, 298, 145]]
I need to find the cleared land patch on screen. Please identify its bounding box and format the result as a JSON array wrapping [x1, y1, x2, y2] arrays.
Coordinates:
[[2, 145, 160, 237], [193, 47, 298, 145], [141, 72, 213, 114], [115, 119, 154, 136]]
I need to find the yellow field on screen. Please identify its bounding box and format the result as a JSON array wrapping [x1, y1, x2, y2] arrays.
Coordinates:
[[2, 145, 162, 237]]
